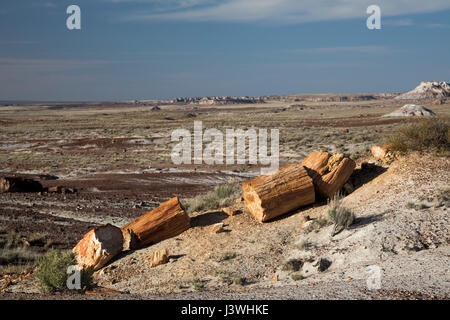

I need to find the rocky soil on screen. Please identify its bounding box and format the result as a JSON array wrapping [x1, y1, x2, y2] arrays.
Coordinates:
[[2, 153, 448, 300]]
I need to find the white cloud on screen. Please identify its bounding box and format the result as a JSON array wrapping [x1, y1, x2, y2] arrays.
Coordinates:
[[118, 0, 450, 23]]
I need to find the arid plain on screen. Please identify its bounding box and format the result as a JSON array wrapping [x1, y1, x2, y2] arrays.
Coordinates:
[[0, 91, 449, 299]]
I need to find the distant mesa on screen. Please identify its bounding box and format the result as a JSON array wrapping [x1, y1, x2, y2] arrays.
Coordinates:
[[172, 96, 265, 105], [383, 104, 436, 117], [395, 81, 450, 100]]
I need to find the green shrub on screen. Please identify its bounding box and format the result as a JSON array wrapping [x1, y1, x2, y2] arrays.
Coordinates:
[[183, 182, 242, 214], [189, 278, 204, 292], [233, 277, 246, 286], [385, 119, 449, 155], [214, 182, 241, 199], [36, 250, 93, 293], [328, 194, 355, 236], [291, 273, 304, 281]]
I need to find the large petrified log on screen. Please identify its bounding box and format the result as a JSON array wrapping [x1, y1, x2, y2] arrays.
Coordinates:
[[301, 151, 355, 199], [121, 197, 190, 250], [0, 177, 43, 193], [73, 224, 124, 271], [242, 164, 315, 223]]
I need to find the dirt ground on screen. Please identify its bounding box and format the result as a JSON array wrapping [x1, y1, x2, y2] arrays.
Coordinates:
[[0, 96, 449, 299]]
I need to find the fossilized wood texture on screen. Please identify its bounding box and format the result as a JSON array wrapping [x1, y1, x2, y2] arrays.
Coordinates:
[[242, 164, 315, 223], [371, 144, 394, 161], [121, 197, 190, 249], [73, 224, 124, 271], [301, 151, 356, 199]]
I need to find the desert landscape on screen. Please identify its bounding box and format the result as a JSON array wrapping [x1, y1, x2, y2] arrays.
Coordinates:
[[0, 81, 449, 300]]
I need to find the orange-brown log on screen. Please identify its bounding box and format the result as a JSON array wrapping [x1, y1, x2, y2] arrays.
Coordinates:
[[371, 144, 393, 160], [301, 151, 355, 199], [242, 164, 315, 223], [121, 197, 190, 249], [73, 224, 124, 271]]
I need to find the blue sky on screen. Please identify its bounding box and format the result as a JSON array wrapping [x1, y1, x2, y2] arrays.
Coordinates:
[[0, 0, 449, 101]]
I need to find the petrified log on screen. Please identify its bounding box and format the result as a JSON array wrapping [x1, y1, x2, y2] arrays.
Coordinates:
[[371, 144, 394, 161], [301, 151, 355, 199], [73, 224, 124, 271], [0, 177, 43, 193], [242, 164, 315, 223], [121, 197, 190, 250]]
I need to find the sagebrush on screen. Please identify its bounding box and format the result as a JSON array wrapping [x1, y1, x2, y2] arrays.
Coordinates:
[[183, 182, 241, 214], [36, 249, 93, 293], [328, 193, 355, 236], [385, 119, 449, 155]]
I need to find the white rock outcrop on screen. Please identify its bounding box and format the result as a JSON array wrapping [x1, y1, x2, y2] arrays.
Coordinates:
[[395, 81, 450, 100], [383, 104, 436, 117]]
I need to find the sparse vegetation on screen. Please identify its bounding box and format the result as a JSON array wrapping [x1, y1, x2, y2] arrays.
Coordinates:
[[303, 217, 332, 234], [417, 187, 450, 209], [406, 202, 416, 209], [294, 239, 315, 251], [328, 193, 355, 236], [291, 273, 304, 281], [385, 119, 449, 156], [282, 258, 303, 272], [36, 250, 93, 293], [233, 277, 246, 286], [216, 251, 237, 262], [189, 278, 204, 292], [0, 247, 41, 268], [183, 182, 242, 214], [0, 230, 49, 274]]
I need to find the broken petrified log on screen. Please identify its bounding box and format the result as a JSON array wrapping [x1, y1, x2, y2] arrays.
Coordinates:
[[73, 224, 124, 271], [301, 151, 355, 199], [242, 164, 315, 223], [0, 177, 43, 193], [371, 144, 394, 161], [121, 197, 190, 250]]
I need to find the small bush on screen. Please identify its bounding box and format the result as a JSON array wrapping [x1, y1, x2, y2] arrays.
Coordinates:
[[233, 277, 246, 286], [183, 182, 242, 214], [214, 183, 241, 199], [294, 239, 315, 251], [303, 217, 332, 234], [385, 119, 449, 155], [189, 279, 204, 292], [291, 273, 304, 281], [328, 194, 355, 236], [282, 258, 303, 272], [36, 250, 93, 293]]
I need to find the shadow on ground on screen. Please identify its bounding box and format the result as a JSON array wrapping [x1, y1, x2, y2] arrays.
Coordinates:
[[190, 210, 229, 227], [350, 163, 388, 190]]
